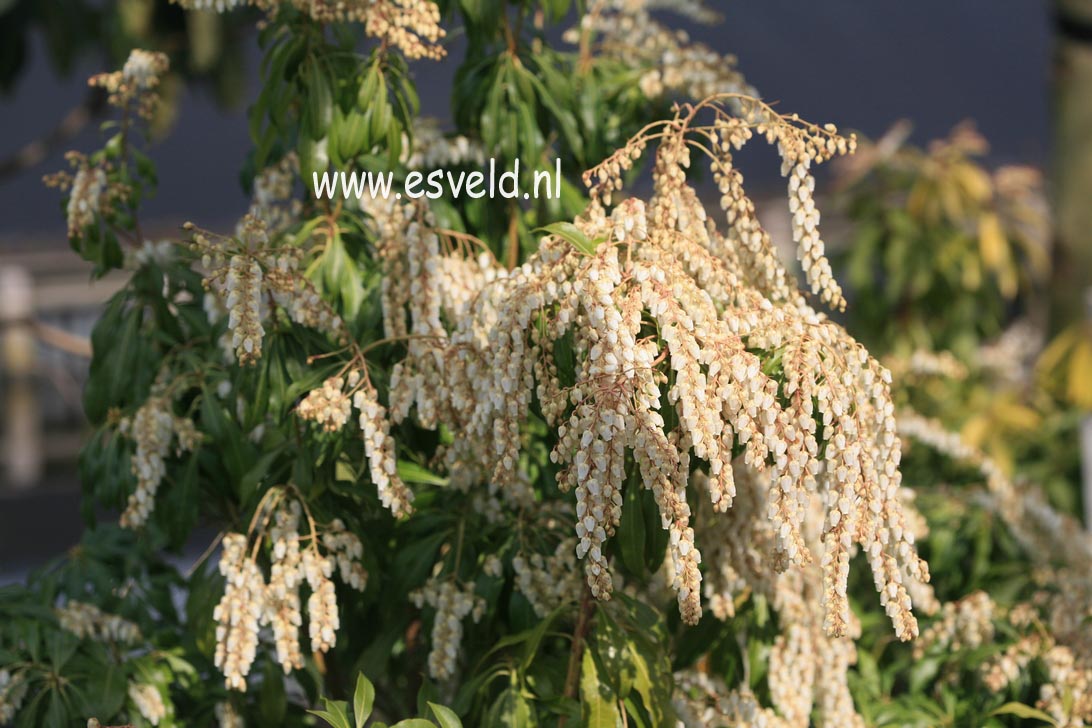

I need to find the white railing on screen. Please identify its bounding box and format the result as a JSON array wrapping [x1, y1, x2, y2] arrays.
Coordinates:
[[0, 253, 125, 488]]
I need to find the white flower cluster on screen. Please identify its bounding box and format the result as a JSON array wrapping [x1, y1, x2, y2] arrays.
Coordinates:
[[56, 601, 141, 644], [265, 500, 305, 673], [976, 319, 1043, 385], [1040, 646, 1092, 727], [65, 164, 107, 239], [322, 518, 368, 590], [214, 533, 265, 691], [482, 554, 503, 578], [695, 468, 777, 621], [897, 410, 1092, 566], [787, 160, 842, 309], [212, 494, 367, 690], [673, 671, 789, 728], [512, 537, 583, 617], [889, 348, 969, 381], [172, 0, 445, 59], [571, 0, 754, 103], [126, 239, 177, 269], [982, 630, 1042, 693], [128, 682, 167, 726], [303, 548, 339, 654], [174, 0, 244, 9], [411, 579, 486, 681], [122, 49, 169, 91], [215, 701, 245, 728], [194, 218, 347, 365], [898, 409, 1092, 722], [279, 344, 413, 524], [297, 376, 354, 432], [690, 464, 877, 728], [405, 120, 486, 170], [89, 49, 169, 118], [913, 591, 995, 659], [367, 97, 922, 643], [225, 255, 265, 365], [354, 383, 414, 517], [242, 154, 301, 236], [117, 393, 200, 529], [0, 670, 27, 725]]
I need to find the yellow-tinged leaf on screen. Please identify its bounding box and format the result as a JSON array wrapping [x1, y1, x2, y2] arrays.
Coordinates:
[[991, 400, 1041, 431], [961, 416, 990, 449], [977, 211, 1016, 297], [989, 701, 1060, 726], [939, 175, 965, 223], [955, 161, 993, 204], [1038, 326, 1082, 377], [1066, 336, 1092, 410], [581, 650, 622, 728], [907, 178, 933, 220]]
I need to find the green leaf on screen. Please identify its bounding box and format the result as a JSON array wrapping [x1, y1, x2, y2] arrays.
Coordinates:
[[354, 673, 375, 728], [594, 612, 635, 701], [581, 649, 622, 728], [536, 222, 598, 256], [309, 698, 352, 728], [306, 57, 333, 140], [78, 656, 126, 718], [617, 478, 647, 579], [390, 721, 437, 728], [486, 686, 535, 728], [338, 108, 368, 160], [396, 460, 449, 487], [428, 703, 462, 728], [989, 703, 1059, 726], [260, 660, 287, 725], [520, 606, 561, 673]]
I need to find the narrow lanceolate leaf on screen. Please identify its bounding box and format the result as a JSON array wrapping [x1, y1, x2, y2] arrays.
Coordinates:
[[535, 222, 598, 256], [305, 57, 333, 141], [353, 673, 375, 728], [989, 703, 1060, 726]]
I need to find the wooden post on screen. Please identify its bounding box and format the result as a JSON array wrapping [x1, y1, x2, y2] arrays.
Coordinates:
[[0, 266, 41, 487], [1083, 289, 1092, 532]]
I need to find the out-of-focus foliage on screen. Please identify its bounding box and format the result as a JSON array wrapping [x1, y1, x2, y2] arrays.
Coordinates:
[[1038, 316, 1092, 412], [836, 123, 1051, 357], [831, 122, 1091, 728], [0, 528, 199, 728], [0, 0, 253, 120]]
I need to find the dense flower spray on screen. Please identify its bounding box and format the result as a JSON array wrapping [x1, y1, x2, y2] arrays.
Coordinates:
[[374, 95, 928, 642]]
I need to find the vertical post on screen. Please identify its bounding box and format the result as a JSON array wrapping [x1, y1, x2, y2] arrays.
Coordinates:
[[0, 266, 41, 488], [1083, 289, 1092, 531], [1052, 0, 1092, 333]]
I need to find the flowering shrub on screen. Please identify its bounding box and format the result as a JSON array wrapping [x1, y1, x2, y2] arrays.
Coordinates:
[[3, 2, 1091, 728]]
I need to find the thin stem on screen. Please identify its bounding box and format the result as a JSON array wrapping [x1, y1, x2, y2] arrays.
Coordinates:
[[358, 333, 447, 357], [186, 531, 225, 578], [559, 582, 595, 725], [506, 202, 520, 270]]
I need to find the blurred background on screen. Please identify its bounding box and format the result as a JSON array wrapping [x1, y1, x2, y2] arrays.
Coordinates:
[[1, 0, 1089, 579]]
